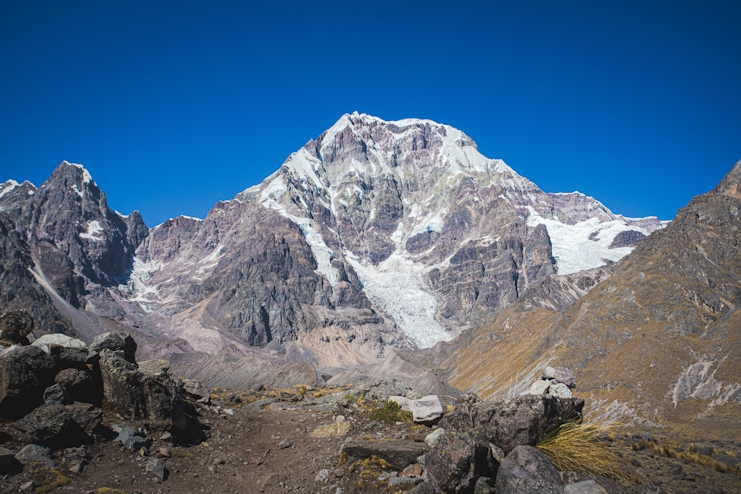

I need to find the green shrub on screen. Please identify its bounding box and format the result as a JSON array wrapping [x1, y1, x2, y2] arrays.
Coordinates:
[[369, 400, 413, 424]]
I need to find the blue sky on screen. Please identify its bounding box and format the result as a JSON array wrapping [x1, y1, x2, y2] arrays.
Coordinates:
[[1, 1, 739, 226]]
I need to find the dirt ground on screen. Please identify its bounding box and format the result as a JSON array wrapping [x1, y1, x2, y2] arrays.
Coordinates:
[[2, 386, 741, 494]]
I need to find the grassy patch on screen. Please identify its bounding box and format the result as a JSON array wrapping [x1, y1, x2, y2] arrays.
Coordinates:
[[33, 468, 71, 493], [370, 400, 413, 424], [536, 420, 633, 485], [639, 440, 741, 476]]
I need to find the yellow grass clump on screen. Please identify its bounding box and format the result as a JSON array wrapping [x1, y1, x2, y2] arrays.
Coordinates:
[[536, 420, 633, 485]]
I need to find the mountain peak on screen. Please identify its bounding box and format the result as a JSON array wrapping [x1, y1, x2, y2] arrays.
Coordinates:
[[59, 160, 94, 185]]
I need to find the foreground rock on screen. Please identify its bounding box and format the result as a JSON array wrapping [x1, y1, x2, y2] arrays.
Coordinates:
[[0, 310, 34, 346], [390, 394, 444, 424], [98, 350, 185, 430], [0, 346, 56, 419], [13, 404, 72, 443], [425, 429, 499, 493], [441, 394, 584, 454], [495, 445, 565, 494], [90, 331, 137, 363]]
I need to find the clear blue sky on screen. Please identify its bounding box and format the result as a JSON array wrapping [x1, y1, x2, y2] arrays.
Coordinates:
[[1, 1, 739, 226]]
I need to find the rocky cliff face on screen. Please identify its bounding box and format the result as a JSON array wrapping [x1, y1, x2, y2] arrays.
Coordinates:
[[445, 159, 741, 440], [0, 115, 664, 372]]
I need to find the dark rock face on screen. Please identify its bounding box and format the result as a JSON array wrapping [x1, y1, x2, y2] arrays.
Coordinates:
[[440, 394, 583, 454], [608, 230, 646, 249], [65, 402, 102, 431], [13, 404, 72, 443], [425, 429, 499, 494], [0, 345, 56, 419], [43, 383, 71, 405], [495, 445, 565, 494]]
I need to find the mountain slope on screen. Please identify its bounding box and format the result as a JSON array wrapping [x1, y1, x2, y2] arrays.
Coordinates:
[[446, 159, 741, 439]]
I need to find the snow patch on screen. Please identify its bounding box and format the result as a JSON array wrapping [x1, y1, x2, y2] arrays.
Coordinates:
[[71, 184, 83, 198], [526, 208, 647, 275], [65, 161, 93, 184], [79, 220, 104, 242], [345, 251, 451, 348], [118, 257, 164, 312], [0, 180, 19, 199]]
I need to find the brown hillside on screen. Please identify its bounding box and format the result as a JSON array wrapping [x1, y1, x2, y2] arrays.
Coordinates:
[[449, 160, 741, 441]]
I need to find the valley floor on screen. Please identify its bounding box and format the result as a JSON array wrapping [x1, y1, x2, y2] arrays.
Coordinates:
[[2, 386, 741, 494]]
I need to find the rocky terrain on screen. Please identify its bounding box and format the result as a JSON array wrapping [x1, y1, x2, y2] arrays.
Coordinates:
[[2, 325, 740, 494]]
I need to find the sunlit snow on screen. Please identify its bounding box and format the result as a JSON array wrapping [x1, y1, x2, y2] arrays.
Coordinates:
[[526, 208, 646, 275], [79, 220, 104, 241]]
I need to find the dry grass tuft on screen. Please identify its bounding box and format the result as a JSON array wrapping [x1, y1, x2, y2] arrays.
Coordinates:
[[536, 420, 633, 485]]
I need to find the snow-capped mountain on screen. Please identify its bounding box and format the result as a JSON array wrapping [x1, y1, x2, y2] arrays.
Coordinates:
[[0, 114, 665, 369]]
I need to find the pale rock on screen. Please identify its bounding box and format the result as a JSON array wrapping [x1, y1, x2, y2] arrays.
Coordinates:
[[528, 379, 551, 395], [411, 395, 443, 424], [32, 334, 87, 354], [389, 396, 412, 411], [547, 382, 573, 399], [564, 480, 608, 494], [554, 367, 576, 388], [542, 366, 556, 379], [424, 428, 445, 448]]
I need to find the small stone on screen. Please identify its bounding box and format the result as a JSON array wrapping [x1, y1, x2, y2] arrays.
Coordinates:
[[145, 457, 166, 482], [528, 380, 551, 395], [546, 382, 573, 399], [278, 438, 293, 449], [158, 447, 172, 458], [554, 366, 576, 388], [333, 467, 345, 477], [682, 475, 696, 482], [401, 463, 424, 477], [115, 425, 150, 451], [160, 432, 172, 441], [315, 469, 330, 482], [213, 458, 225, 465], [20, 480, 35, 492], [542, 366, 556, 379], [424, 428, 445, 448], [416, 454, 426, 466], [69, 463, 83, 474], [378, 470, 398, 481], [631, 458, 641, 467], [15, 444, 55, 469], [223, 408, 235, 416], [669, 465, 684, 476]]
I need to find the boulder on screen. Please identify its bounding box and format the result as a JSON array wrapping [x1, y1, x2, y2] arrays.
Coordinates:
[[182, 378, 211, 403], [474, 394, 584, 454], [0, 310, 34, 345], [547, 383, 573, 399], [341, 438, 428, 470], [66, 402, 102, 431], [426, 429, 499, 494], [542, 366, 557, 380], [425, 428, 445, 448], [139, 359, 171, 376], [15, 444, 55, 469], [528, 379, 551, 395], [0, 346, 56, 419], [113, 425, 151, 451], [14, 404, 72, 443], [43, 383, 71, 405], [90, 332, 137, 363], [554, 367, 576, 388], [439, 393, 481, 432], [474, 476, 496, 493], [98, 350, 185, 429], [55, 368, 97, 404], [31, 334, 88, 362], [495, 445, 565, 494], [412, 395, 443, 424]]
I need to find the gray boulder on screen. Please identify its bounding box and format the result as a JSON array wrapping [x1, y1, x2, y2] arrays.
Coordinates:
[[495, 445, 564, 494], [66, 402, 103, 431], [55, 367, 96, 404], [43, 383, 71, 405], [412, 395, 444, 424], [474, 394, 583, 454], [528, 379, 551, 395], [146, 457, 167, 482], [0, 346, 56, 419], [13, 404, 72, 443], [426, 429, 499, 494], [355, 378, 422, 402], [90, 332, 137, 363], [98, 350, 185, 429], [182, 378, 211, 403], [113, 425, 151, 451], [547, 383, 573, 399], [554, 367, 576, 388], [438, 393, 481, 432], [15, 444, 55, 469], [0, 310, 34, 345]]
